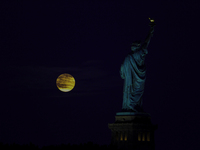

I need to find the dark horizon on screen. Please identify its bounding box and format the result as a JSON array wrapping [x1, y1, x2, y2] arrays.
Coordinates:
[[0, 141, 117, 150]]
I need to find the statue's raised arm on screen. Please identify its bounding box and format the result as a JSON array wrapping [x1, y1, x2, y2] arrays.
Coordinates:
[[142, 18, 156, 50]]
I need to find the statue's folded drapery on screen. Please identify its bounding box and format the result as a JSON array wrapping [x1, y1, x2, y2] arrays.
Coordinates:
[[120, 18, 155, 112], [120, 48, 148, 112]]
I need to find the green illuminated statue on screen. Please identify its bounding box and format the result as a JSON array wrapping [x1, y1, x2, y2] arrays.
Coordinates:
[[120, 18, 155, 112]]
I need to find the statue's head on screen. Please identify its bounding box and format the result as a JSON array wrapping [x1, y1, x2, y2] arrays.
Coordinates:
[[131, 41, 141, 51]]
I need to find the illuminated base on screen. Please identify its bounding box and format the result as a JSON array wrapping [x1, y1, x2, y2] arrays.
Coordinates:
[[108, 114, 157, 150]]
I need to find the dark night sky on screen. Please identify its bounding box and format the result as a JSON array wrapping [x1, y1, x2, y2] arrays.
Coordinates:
[[1, 1, 200, 150]]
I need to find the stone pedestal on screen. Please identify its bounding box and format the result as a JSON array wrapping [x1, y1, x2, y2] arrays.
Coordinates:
[[108, 112, 157, 150]]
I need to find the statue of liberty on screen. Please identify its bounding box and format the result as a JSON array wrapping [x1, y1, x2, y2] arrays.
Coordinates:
[[120, 18, 155, 112]]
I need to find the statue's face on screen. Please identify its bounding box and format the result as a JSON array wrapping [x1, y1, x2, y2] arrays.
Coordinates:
[[131, 46, 137, 51], [131, 43, 140, 51], [131, 41, 141, 51]]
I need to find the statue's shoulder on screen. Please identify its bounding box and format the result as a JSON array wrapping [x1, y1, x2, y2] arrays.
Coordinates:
[[124, 52, 134, 62]]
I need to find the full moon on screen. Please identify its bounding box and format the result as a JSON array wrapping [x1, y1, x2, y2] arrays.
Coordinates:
[[56, 73, 75, 92]]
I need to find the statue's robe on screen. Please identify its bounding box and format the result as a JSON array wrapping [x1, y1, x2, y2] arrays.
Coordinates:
[[120, 48, 148, 112]]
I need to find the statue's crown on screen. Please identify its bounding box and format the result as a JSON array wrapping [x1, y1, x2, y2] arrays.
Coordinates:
[[131, 41, 141, 46]]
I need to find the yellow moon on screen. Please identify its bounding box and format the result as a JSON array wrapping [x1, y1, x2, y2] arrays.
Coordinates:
[[56, 73, 75, 92]]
